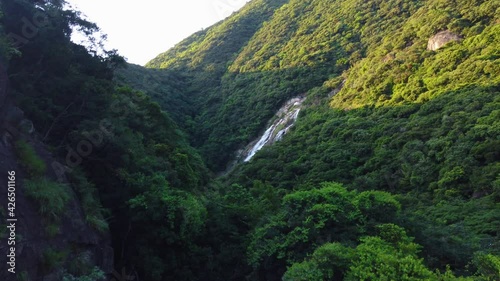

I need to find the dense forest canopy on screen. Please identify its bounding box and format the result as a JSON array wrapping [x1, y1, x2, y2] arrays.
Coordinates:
[[0, 0, 499, 280]]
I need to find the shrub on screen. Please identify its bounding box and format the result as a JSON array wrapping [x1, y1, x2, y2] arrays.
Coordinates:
[[85, 215, 109, 233], [69, 171, 109, 233], [282, 260, 323, 281], [473, 253, 500, 280], [23, 178, 70, 219], [15, 140, 46, 177]]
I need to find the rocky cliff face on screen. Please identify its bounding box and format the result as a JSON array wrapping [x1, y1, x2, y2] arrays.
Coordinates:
[[427, 30, 462, 51], [0, 63, 113, 281]]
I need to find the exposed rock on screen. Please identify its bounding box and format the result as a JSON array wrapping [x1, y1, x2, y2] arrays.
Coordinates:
[[427, 30, 462, 51], [328, 79, 346, 98], [1, 130, 13, 148], [19, 119, 35, 135]]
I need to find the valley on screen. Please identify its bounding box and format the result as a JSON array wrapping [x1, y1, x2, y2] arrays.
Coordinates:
[[0, 0, 498, 280]]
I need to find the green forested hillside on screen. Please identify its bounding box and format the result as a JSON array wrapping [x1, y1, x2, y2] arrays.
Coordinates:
[[140, 0, 500, 279], [1, 0, 499, 280], [1, 1, 208, 280]]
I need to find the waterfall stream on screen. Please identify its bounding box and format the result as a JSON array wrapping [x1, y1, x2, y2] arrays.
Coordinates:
[[242, 96, 305, 162]]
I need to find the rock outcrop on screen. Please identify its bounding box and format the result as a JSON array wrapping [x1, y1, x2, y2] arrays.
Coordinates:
[[427, 30, 462, 51]]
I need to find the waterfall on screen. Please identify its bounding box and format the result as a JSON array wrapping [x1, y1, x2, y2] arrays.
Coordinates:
[[242, 96, 305, 162]]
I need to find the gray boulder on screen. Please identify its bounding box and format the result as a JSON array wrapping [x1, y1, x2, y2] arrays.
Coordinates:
[[427, 30, 462, 51]]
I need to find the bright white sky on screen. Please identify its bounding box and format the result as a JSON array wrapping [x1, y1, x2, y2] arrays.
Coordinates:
[[65, 0, 249, 65]]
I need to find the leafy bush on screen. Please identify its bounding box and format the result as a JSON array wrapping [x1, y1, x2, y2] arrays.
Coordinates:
[[345, 236, 434, 281], [23, 178, 70, 220], [282, 260, 323, 281], [69, 171, 109, 233], [85, 215, 108, 234], [248, 182, 402, 273], [473, 253, 500, 280]]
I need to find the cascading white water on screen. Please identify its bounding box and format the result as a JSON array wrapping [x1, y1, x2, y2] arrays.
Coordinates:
[[243, 96, 305, 162], [244, 125, 276, 162]]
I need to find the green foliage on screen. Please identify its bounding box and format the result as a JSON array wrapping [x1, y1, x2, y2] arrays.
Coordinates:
[[472, 253, 500, 280], [75, 87, 210, 281], [42, 247, 68, 273], [69, 171, 108, 233], [126, 176, 208, 280], [146, 0, 289, 70], [310, 242, 355, 279], [115, 65, 192, 127], [62, 267, 105, 281], [331, 2, 500, 109], [401, 195, 500, 270], [17, 271, 29, 281], [248, 183, 402, 277], [282, 260, 323, 281], [15, 140, 46, 177], [283, 228, 438, 281], [355, 191, 401, 223], [2, 0, 499, 280], [345, 236, 434, 280], [376, 223, 409, 244], [231, 83, 499, 277], [23, 178, 70, 220], [2, 0, 117, 146]]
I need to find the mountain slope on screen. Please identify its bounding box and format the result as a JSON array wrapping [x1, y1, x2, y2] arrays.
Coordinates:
[[142, 0, 499, 172], [2, 0, 498, 280], [130, 0, 499, 279], [0, 1, 209, 280]]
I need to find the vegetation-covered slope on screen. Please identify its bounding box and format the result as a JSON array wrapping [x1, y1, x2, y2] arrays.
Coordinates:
[[1, 0, 499, 280], [139, 0, 500, 279], [1, 1, 208, 280]]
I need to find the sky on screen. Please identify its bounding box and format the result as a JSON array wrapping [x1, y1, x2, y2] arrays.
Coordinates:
[[65, 0, 249, 65]]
